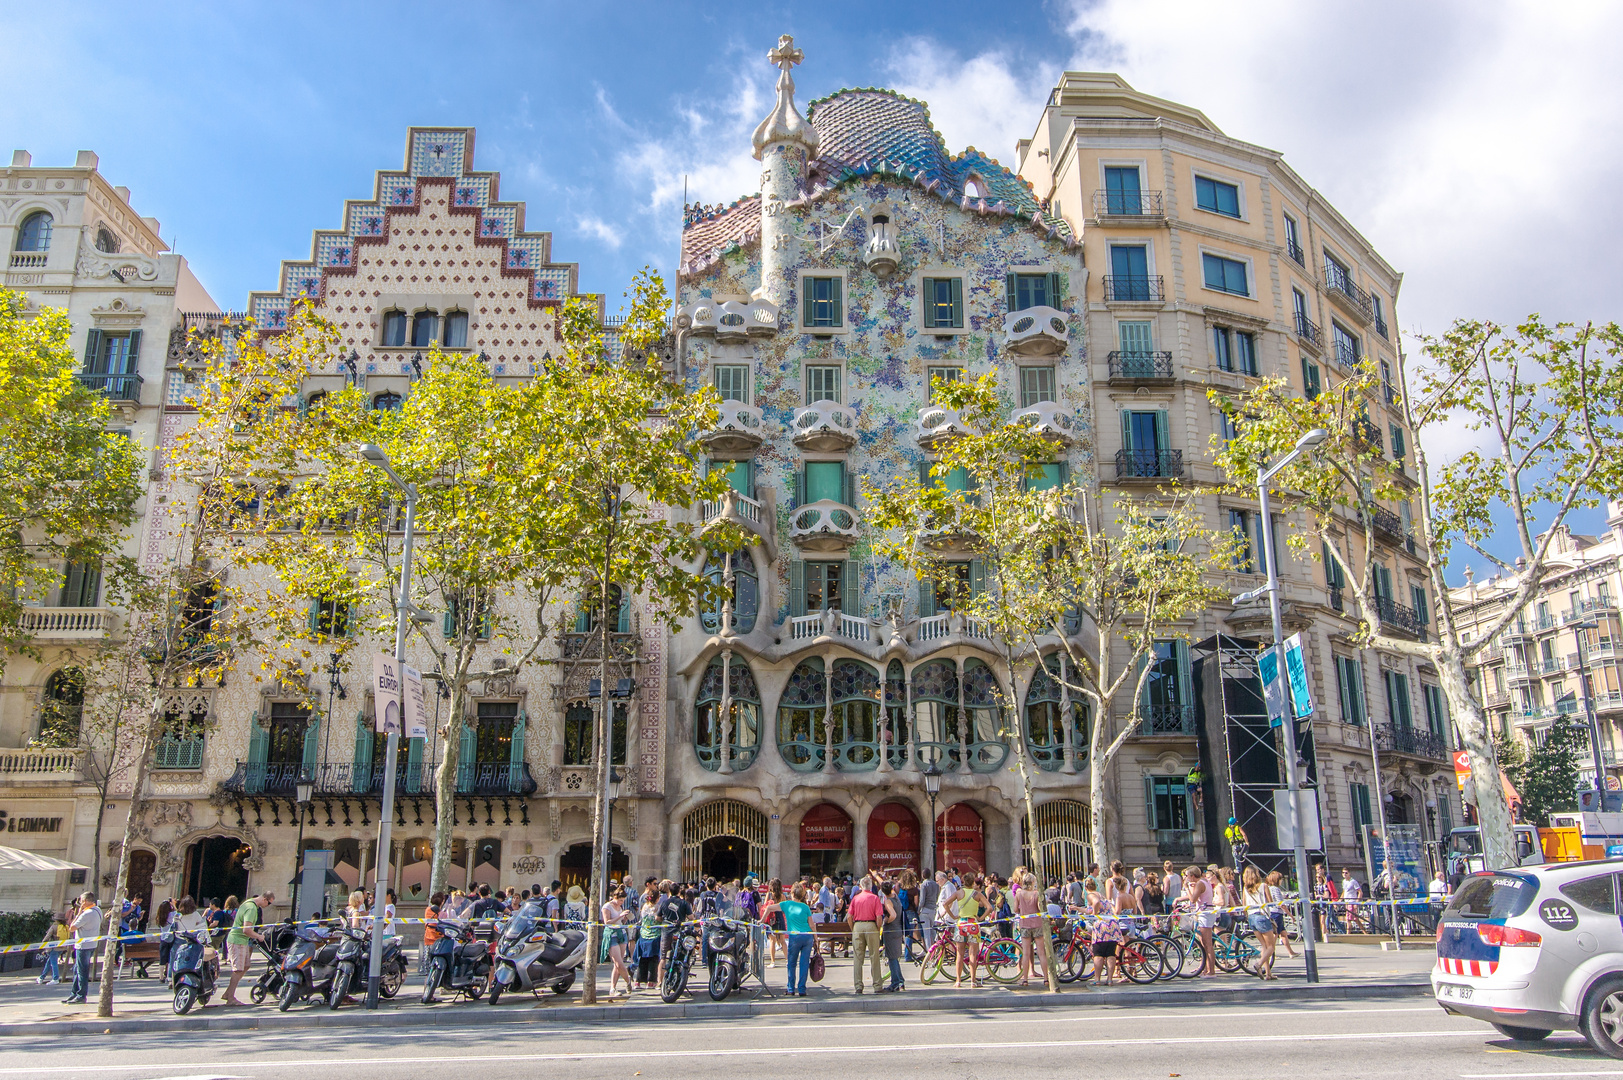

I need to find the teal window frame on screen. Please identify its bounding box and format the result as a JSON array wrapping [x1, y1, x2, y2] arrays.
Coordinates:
[[1202, 254, 1249, 296], [921, 276, 964, 329], [1194, 176, 1241, 217], [803, 276, 843, 328], [804, 364, 841, 404], [1006, 272, 1061, 312], [713, 364, 750, 402], [1019, 366, 1056, 407]]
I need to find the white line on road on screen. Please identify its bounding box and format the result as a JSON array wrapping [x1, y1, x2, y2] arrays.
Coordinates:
[[0, 1028, 1480, 1075], [1460, 1072, 1623, 1078]]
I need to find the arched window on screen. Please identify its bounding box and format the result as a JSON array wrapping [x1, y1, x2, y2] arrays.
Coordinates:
[[381, 310, 407, 347], [410, 310, 438, 348], [563, 702, 593, 766], [910, 660, 959, 770], [884, 659, 909, 768], [442, 311, 469, 349], [695, 655, 759, 771], [38, 668, 84, 747], [372, 391, 402, 412], [302, 390, 327, 416], [962, 659, 1009, 772], [964, 175, 989, 200], [1025, 656, 1089, 771], [15, 211, 52, 252], [776, 658, 826, 772], [575, 584, 630, 633], [829, 659, 882, 771], [94, 227, 119, 254], [700, 550, 758, 635]]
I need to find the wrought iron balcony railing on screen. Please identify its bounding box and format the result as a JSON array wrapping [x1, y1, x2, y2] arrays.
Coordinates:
[[1114, 449, 1183, 482], [1324, 264, 1374, 321], [1102, 275, 1165, 303], [1374, 595, 1427, 641], [1107, 350, 1175, 381], [1295, 312, 1322, 349], [1285, 237, 1305, 266], [1375, 725, 1449, 761], [1092, 190, 1165, 218], [219, 758, 538, 798], [76, 372, 143, 401], [1138, 703, 1198, 736]]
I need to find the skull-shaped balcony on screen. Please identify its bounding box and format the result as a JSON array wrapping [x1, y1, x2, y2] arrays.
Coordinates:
[[915, 406, 969, 450], [678, 298, 781, 340], [700, 399, 765, 455], [791, 401, 858, 452], [1012, 402, 1076, 446], [1002, 306, 1069, 356], [790, 499, 860, 553]]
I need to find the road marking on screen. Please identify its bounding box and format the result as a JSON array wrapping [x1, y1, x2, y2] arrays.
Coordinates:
[[1460, 1072, 1623, 1078], [0, 1029, 1480, 1074]]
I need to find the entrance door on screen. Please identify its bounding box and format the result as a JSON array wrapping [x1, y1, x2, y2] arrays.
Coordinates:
[[126, 850, 156, 928], [183, 836, 251, 905], [559, 842, 629, 890], [798, 803, 853, 879], [702, 836, 749, 881], [866, 802, 921, 876], [934, 805, 986, 876]]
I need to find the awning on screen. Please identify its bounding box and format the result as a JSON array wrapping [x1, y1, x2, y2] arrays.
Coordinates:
[[0, 846, 87, 872]]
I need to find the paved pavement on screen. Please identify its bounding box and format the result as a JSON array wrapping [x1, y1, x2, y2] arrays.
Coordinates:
[[0, 940, 1434, 1033], [0, 995, 1607, 1080]]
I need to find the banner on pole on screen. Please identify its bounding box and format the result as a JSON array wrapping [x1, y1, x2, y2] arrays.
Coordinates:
[[1258, 647, 1290, 729], [372, 655, 427, 738], [1282, 632, 1314, 719]]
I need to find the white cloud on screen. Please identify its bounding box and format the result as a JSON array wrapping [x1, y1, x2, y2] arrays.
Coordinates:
[[576, 215, 624, 249], [883, 39, 1058, 166]]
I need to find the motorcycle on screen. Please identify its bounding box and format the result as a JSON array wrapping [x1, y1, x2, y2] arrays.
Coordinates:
[[277, 924, 341, 1011], [659, 919, 703, 1004], [167, 928, 218, 1015], [249, 921, 299, 1005], [489, 898, 587, 1005], [329, 924, 408, 1008], [421, 919, 493, 1004], [703, 916, 753, 1001]]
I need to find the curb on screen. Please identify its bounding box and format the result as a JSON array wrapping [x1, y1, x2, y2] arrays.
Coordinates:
[[0, 979, 1432, 1037]]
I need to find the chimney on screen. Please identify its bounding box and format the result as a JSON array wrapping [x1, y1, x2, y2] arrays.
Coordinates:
[[75, 150, 99, 169], [9, 150, 30, 168]]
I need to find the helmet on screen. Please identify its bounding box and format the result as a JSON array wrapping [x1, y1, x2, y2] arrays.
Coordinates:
[[1227, 816, 1238, 825]]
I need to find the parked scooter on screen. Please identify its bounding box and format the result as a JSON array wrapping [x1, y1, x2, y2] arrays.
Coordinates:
[[659, 919, 703, 1003], [167, 928, 218, 1014], [703, 916, 753, 1001], [328, 923, 408, 1008], [489, 898, 587, 1004], [277, 924, 342, 1011], [422, 920, 493, 1004], [249, 920, 299, 1005]]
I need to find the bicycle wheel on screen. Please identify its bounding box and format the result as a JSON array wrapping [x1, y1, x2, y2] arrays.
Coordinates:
[[1213, 932, 1244, 973], [1175, 934, 1205, 978], [919, 942, 948, 985], [1231, 932, 1261, 974], [985, 938, 1023, 984], [1149, 934, 1184, 981], [1056, 940, 1087, 983], [1119, 938, 1164, 984]]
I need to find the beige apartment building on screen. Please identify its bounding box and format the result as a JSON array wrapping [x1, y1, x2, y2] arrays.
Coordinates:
[[1449, 506, 1623, 789], [1017, 74, 1456, 872]]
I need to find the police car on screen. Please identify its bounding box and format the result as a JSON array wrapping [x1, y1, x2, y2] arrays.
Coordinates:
[[1435, 860, 1623, 1056]]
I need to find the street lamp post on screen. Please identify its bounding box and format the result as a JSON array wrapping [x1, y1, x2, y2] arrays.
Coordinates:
[[603, 766, 623, 891], [291, 779, 314, 922], [1254, 427, 1327, 984], [1573, 619, 1607, 797], [354, 443, 418, 1009], [923, 762, 943, 874]]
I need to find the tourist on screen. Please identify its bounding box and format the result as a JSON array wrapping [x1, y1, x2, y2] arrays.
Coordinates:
[[1180, 866, 1217, 976], [632, 888, 661, 989], [601, 884, 633, 997], [848, 876, 884, 994], [1242, 866, 1278, 980], [223, 888, 272, 1006], [1266, 871, 1297, 958], [780, 882, 815, 997], [421, 892, 446, 974], [952, 876, 988, 989], [879, 880, 905, 992], [37, 912, 67, 985], [1014, 871, 1045, 987], [762, 878, 786, 965], [63, 894, 101, 1004], [918, 871, 940, 948]]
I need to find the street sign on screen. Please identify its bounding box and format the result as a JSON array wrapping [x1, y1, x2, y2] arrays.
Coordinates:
[[1453, 749, 1472, 792], [1272, 788, 1324, 850], [372, 655, 428, 738], [1258, 646, 1290, 729], [1282, 633, 1314, 719]]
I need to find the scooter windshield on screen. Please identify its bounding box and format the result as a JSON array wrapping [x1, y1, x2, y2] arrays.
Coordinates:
[[502, 899, 549, 942]]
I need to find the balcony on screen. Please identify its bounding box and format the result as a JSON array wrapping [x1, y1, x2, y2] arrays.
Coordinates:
[[1114, 449, 1183, 483], [1156, 828, 1195, 860], [789, 499, 859, 552], [917, 612, 991, 642], [1002, 306, 1069, 356], [699, 399, 765, 455], [1567, 597, 1620, 624], [17, 607, 110, 641], [1375, 725, 1449, 762], [559, 630, 640, 661], [788, 610, 873, 645], [1375, 314, 1390, 340], [677, 298, 780, 340], [1092, 189, 1165, 219], [0, 747, 86, 782], [1285, 237, 1305, 267], [1505, 664, 1533, 684], [1535, 611, 1561, 632], [1504, 621, 1534, 643], [1011, 401, 1077, 445], [1103, 276, 1164, 304], [10, 252, 48, 269], [1138, 704, 1198, 737], [1294, 312, 1323, 352], [1366, 506, 1403, 544], [700, 488, 771, 548], [1324, 265, 1373, 322], [791, 401, 858, 452], [915, 405, 970, 449], [219, 758, 538, 799], [1374, 595, 1427, 641], [1484, 689, 1511, 708], [1536, 657, 1564, 677], [1595, 690, 1623, 713], [76, 371, 143, 402], [1107, 350, 1175, 383]]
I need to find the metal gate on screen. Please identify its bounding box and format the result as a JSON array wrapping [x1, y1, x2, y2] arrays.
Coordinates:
[[680, 799, 769, 881], [1019, 799, 1091, 879]]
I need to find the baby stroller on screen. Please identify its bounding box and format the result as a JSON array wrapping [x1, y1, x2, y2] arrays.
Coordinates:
[[249, 920, 301, 1004]]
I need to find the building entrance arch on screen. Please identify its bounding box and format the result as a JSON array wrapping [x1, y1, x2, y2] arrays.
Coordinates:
[[798, 803, 853, 879], [182, 835, 252, 904], [681, 800, 768, 881], [559, 841, 629, 890]]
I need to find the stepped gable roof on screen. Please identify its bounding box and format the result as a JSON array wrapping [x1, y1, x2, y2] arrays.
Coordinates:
[[678, 196, 762, 280]]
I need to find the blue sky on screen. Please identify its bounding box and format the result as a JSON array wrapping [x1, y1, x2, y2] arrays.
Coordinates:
[[6, 1, 1621, 578]]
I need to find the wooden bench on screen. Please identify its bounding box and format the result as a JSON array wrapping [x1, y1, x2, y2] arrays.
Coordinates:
[[116, 941, 162, 979], [814, 920, 851, 957]]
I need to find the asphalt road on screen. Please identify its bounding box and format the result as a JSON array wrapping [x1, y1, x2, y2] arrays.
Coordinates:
[[1, 998, 1617, 1080]]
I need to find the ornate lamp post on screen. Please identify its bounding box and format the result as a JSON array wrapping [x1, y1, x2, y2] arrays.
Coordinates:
[[923, 762, 943, 874], [291, 779, 314, 921]]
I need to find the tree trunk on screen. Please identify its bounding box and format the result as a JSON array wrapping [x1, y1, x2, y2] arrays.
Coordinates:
[[96, 725, 154, 1018], [1438, 650, 1516, 868], [582, 576, 612, 1006], [1016, 764, 1061, 993], [1089, 728, 1109, 874], [428, 681, 465, 899]]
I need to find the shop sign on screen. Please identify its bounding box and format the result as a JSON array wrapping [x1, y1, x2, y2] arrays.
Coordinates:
[[0, 810, 64, 834], [800, 805, 853, 850]]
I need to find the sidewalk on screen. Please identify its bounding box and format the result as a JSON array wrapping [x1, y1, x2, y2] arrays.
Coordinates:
[[0, 940, 1436, 1036]]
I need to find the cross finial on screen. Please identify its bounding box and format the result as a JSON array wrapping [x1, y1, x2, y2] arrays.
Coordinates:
[[769, 35, 804, 73], [752, 34, 818, 161]]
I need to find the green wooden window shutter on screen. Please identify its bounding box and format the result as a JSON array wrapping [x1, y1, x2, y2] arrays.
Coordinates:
[[1175, 641, 1194, 710], [918, 460, 933, 488], [457, 723, 477, 792], [353, 713, 374, 792], [82, 329, 102, 371], [1120, 411, 1134, 451], [803, 287, 814, 328], [1154, 410, 1170, 453], [918, 576, 937, 618], [844, 469, 857, 508], [247, 710, 268, 765], [508, 709, 528, 790], [950, 276, 964, 326], [302, 713, 321, 772], [1047, 272, 1062, 307], [308, 599, 321, 634], [794, 466, 805, 508], [125, 329, 142, 373], [1145, 775, 1157, 829], [831, 280, 843, 327], [1005, 273, 1017, 312], [405, 736, 424, 794], [922, 278, 938, 329], [480, 598, 493, 639], [444, 603, 458, 638], [790, 560, 806, 617], [616, 590, 631, 634], [969, 559, 985, 598], [842, 560, 859, 616], [1302, 358, 1321, 399]]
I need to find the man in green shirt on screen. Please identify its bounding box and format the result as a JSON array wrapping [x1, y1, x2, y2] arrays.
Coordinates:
[[223, 888, 274, 1006]]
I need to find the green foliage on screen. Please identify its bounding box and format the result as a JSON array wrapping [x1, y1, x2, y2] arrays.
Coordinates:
[[0, 288, 144, 670], [1498, 723, 1587, 828], [0, 909, 53, 948]]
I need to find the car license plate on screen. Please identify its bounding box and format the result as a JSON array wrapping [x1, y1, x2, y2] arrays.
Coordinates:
[[1440, 983, 1473, 1001]]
